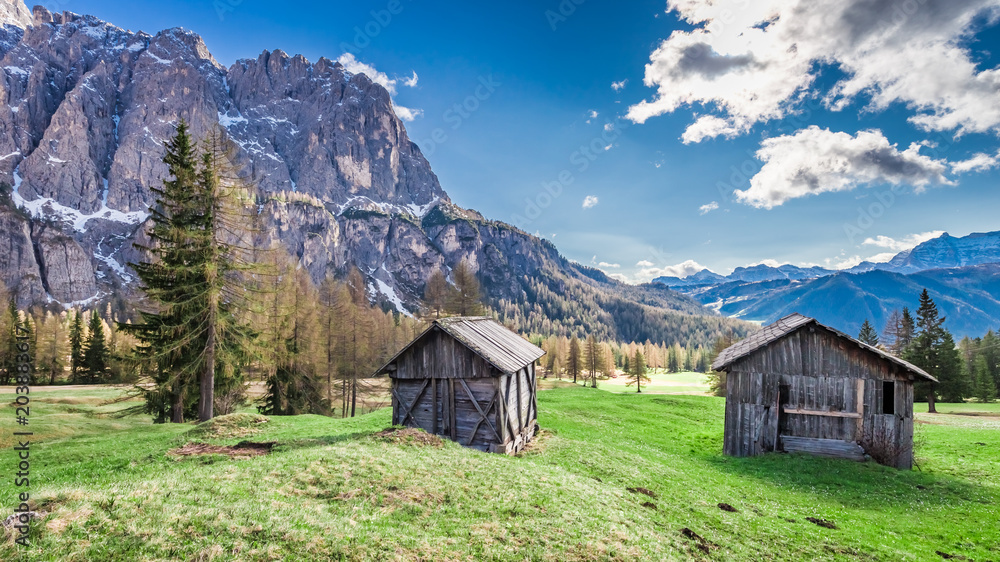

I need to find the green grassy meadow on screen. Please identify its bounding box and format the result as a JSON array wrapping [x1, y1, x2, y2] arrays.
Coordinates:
[[1, 385, 998, 560]]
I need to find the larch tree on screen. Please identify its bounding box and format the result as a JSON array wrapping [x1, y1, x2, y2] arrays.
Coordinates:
[[447, 260, 484, 316], [626, 348, 649, 393], [567, 336, 582, 384], [882, 310, 902, 354], [585, 333, 599, 387], [423, 270, 450, 318]]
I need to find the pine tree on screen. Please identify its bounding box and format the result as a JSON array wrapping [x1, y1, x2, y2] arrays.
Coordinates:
[[447, 260, 484, 316], [423, 270, 450, 318], [68, 308, 84, 384], [906, 289, 945, 413], [973, 356, 997, 403], [858, 319, 879, 346], [81, 311, 109, 384], [936, 331, 966, 403], [123, 123, 260, 423], [567, 336, 581, 384], [626, 348, 649, 393]]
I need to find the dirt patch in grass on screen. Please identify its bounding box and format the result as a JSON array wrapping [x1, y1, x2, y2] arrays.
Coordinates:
[[374, 427, 444, 447], [718, 503, 738, 512], [626, 487, 658, 499], [806, 517, 838, 529], [679, 528, 714, 554], [169, 441, 276, 459]]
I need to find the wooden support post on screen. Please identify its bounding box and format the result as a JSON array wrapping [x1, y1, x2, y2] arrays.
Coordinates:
[[431, 377, 438, 435]]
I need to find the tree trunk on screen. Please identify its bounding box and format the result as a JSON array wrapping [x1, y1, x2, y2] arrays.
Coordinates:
[[171, 383, 184, 423], [927, 389, 937, 413], [200, 321, 216, 422]]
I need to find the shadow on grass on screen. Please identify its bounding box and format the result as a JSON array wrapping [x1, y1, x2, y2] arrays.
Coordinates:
[[703, 449, 988, 509]]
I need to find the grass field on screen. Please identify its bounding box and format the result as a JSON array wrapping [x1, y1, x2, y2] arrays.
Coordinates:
[[598, 369, 711, 395], [1, 385, 998, 560]]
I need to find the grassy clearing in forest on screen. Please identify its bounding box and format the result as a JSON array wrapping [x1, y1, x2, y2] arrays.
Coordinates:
[[1, 385, 998, 560]]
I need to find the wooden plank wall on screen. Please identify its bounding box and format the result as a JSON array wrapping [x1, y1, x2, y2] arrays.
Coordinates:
[[393, 329, 498, 379], [724, 325, 917, 467], [390, 338, 539, 454]]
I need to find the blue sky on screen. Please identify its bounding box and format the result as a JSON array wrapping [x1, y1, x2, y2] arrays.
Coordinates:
[[64, 0, 1000, 282]]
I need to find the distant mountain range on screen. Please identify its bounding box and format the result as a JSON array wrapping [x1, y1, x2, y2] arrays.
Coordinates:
[[654, 231, 1000, 338]]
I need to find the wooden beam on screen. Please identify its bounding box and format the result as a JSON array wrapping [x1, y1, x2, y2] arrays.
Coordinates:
[[394, 379, 430, 428], [458, 378, 502, 444], [431, 377, 438, 435], [782, 407, 861, 419]]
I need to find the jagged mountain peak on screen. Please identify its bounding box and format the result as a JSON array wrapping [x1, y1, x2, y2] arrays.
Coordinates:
[[1, 0, 31, 29]]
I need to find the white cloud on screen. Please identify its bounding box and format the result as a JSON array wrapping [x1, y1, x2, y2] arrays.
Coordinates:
[[636, 260, 655, 267], [862, 231, 944, 252], [634, 259, 709, 283], [699, 201, 719, 214], [608, 273, 630, 283], [735, 127, 951, 208], [393, 106, 424, 122], [582, 195, 599, 208], [599, 261, 621, 268], [749, 259, 783, 267], [611, 79, 628, 91], [952, 151, 1000, 174], [628, 0, 1000, 140], [336, 54, 421, 121], [586, 110, 599, 123]]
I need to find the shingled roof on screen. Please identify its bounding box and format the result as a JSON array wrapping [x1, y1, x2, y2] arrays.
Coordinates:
[[711, 313, 936, 381], [375, 317, 545, 376]]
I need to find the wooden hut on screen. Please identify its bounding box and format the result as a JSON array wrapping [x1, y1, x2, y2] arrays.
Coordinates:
[[374, 317, 545, 454], [712, 313, 936, 469]]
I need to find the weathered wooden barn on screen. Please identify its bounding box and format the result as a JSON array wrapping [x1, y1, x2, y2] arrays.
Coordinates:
[[712, 313, 936, 469], [375, 317, 545, 454]]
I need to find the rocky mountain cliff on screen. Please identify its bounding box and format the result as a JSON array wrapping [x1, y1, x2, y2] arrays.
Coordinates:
[[0, 2, 749, 344]]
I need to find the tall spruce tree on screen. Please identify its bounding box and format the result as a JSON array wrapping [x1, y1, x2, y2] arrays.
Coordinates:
[[124, 123, 260, 423], [973, 356, 997, 402], [68, 308, 84, 384], [906, 289, 945, 413], [858, 320, 879, 346], [81, 312, 109, 384]]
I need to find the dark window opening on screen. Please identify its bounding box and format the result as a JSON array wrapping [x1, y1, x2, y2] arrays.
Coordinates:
[[882, 381, 895, 415]]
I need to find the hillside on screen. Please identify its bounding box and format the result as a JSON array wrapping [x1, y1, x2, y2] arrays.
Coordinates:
[[2, 385, 997, 560], [0, 2, 751, 345]]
